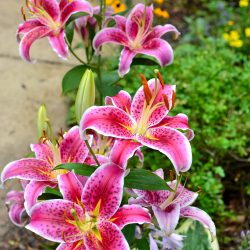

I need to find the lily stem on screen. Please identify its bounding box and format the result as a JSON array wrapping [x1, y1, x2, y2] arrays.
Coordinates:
[[84, 139, 100, 166]]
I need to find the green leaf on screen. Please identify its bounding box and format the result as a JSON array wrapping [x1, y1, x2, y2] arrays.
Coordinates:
[[65, 22, 74, 45], [136, 237, 150, 250], [62, 65, 87, 94], [66, 12, 89, 24], [131, 57, 159, 66], [54, 163, 97, 176], [125, 169, 172, 191], [39, 192, 62, 200], [122, 224, 136, 245]]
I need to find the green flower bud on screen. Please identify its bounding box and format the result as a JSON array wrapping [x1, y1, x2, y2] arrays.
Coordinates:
[[75, 69, 95, 124], [37, 104, 50, 138]]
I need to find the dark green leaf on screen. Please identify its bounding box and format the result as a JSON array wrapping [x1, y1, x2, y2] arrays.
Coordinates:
[[125, 169, 172, 191], [131, 57, 159, 66], [39, 193, 62, 200], [122, 224, 136, 245], [66, 12, 89, 24], [65, 22, 74, 45], [136, 237, 150, 250], [62, 65, 87, 94], [93, 14, 102, 26], [54, 163, 97, 176]]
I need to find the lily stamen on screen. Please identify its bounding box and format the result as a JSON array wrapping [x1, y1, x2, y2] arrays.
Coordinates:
[[163, 94, 170, 110], [140, 74, 152, 105], [21, 7, 26, 21]]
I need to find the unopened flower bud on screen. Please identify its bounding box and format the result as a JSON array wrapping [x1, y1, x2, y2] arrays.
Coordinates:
[[37, 104, 50, 139], [75, 69, 95, 124]]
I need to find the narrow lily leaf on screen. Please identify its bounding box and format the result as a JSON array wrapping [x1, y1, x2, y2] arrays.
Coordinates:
[[136, 237, 150, 250], [125, 169, 172, 191], [62, 65, 87, 94], [38, 187, 62, 200], [44, 187, 62, 196], [93, 14, 102, 26], [65, 22, 74, 45], [54, 163, 97, 176], [66, 12, 89, 25], [131, 57, 159, 66], [122, 224, 136, 245]]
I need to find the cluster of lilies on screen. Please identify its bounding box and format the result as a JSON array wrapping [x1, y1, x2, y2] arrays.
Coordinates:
[[1, 0, 216, 249]]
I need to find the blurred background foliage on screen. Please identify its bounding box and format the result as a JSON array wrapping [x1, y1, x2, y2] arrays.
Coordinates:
[[64, 0, 250, 249]]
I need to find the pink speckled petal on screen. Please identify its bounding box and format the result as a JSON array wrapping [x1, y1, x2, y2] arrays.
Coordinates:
[[5, 191, 26, 227], [61, 0, 93, 26], [60, 126, 89, 163], [113, 15, 126, 31], [138, 127, 192, 175], [31, 143, 54, 164], [105, 90, 132, 113], [93, 28, 129, 50], [48, 31, 69, 59], [58, 171, 83, 203], [82, 163, 125, 219], [111, 205, 151, 229], [153, 203, 180, 233], [80, 106, 134, 139], [118, 47, 137, 77], [84, 221, 129, 250], [126, 4, 153, 41], [135, 148, 144, 166], [1, 158, 53, 182], [16, 20, 43, 41], [26, 200, 83, 243], [24, 180, 57, 215], [19, 26, 51, 62], [128, 197, 149, 207], [42, 0, 60, 21], [155, 113, 194, 140], [57, 241, 86, 250], [181, 206, 216, 238], [84, 154, 108, 166], [110, 139, 142, 169]]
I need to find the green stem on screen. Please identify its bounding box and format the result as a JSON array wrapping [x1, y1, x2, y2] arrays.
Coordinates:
[[66, 39, 87, 65], [84, 139, 100, 166]]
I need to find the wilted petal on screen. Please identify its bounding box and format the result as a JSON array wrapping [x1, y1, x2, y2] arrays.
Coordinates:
[[111, 205, 151, 229], [19, 26, 51, 62], [180, 206, 216, 238], [153, 204, 180, 233], [110, 139, 141, 169], [16, 20, 43, 41], [93, 28, 129, 50], [58, 171, 83, 203], [26, 200, 83, 243], [141, 38, 173, 67], [31, 143, 54, 164], [156, 113, 194, 140], [126, 4, 153, 41], [138, 127, 192, 175], [80, 106, 134, 139], [118, 47, 136, 77], [60, 126, 89, 163], [84, 221, 129, 250], [1, 158, 53, 182], [60, 0, 93, 26], [105, 90, 132, 113], [42, 0, 60, 21], [48, 31, 68, 59], [24, 181, 57, 215], [82, 163, 125, 219]]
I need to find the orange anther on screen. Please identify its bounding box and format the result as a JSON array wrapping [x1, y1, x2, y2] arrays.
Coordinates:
[[140, 74, 152, 105], [171, 90, 176, 109], [157, 72, 165, 88], [163, 94, 170, 110], [169, 170, 174, 182], [21, 7, 26, 21]]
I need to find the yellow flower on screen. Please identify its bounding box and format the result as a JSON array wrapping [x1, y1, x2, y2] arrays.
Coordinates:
[[245, 27, 250, 37], [227, 20, 234, 26], [229, 40, 243, 47], [106, 0, 114, 5], [230, 30, 240, 41], [239, 0, 249, 7], [223, 33, 230, 41], [154, 0, 164, 4], [111, 0, 126, 13], [154, 7, 170, 19]]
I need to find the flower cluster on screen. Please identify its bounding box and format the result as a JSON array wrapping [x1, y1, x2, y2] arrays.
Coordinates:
[[1, 1, 216, 249]]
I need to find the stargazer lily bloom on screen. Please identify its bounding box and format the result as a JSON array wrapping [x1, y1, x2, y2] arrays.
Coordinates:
[[26, 164, 151, 249], [1, 126, 90, 214], [93, 3, 180, 76], [17, 0, 93, 62], [129, 168, 216, 249], [81, 74, 193, 174]]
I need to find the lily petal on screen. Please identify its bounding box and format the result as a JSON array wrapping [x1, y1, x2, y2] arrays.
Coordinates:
[[58, 171, 83, 203], [113, 15, 126, 31], [84, 221, 129, 250], [19, 26, 51, 62], [80, 106, 135, 139], [111, 204, 151, 229], [110, 139, 141, 169], [42, 0, 60, 21], [60, 126, 89, 163], [105, 90, 132, 113], [61, 0, 93, 26], [48, 31, 69, 59], [153, 204, 180, 233], [24, 181, 57, 215], [149, 233, 159, 250], [16, 20, 43, 41], [138, 126, 192, 175], [57, 241, 86, 250], [140, 38, 173, 67], [93, 28, 129, 50], [180, 206, 216, 238], [1, 158, 53, 182], [26, 200, 83, 243], [82, 163, 125, 219], [118, 47, 137, 77], [31, 143, 54, 164]]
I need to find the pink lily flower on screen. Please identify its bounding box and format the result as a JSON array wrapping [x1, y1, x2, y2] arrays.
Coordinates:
[[81, 74, 193, 174], [1, 126, 90, 214], [26, 164, 151, 249], [93, 3, 180, 76], [17, 0, 93, 62], [129, 168, 216, 248]]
